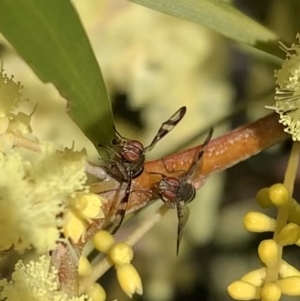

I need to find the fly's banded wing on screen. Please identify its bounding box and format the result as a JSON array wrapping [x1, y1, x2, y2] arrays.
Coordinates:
[[109, 175, 132, 235], [144, 106, 187, 153], [184, 128, 213, 181], [176, 202, 190, 255]]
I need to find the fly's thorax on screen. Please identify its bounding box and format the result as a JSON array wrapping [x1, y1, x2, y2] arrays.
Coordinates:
[[130, 154, 145, 178], [178, 182, 195, 204], [116, 161, 130, 180]]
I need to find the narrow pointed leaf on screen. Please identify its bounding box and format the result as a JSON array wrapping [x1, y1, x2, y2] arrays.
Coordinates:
[[0, 0, 114, 146], [128, 0, 283, 61]]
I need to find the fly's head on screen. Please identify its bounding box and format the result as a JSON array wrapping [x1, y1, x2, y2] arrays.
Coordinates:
[[111, 136, 145, 176], [122, 140, 144, 163], [158, 176, 181, 207], [126, 140, 145, 177]]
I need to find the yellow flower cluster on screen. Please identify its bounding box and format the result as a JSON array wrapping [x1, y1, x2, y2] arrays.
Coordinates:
[[0, 255, 91, 301], [266, 34, 300, 141], [90, 230, 143, 299], [228, 183, 300, 301], [0, 146, 88, 253], [0, 67, 36, 152]]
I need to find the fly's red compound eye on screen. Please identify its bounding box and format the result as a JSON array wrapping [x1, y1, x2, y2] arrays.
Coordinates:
[[122, 140, 144, 163], [129, 140, 144, 151], [161, 189, 177, 200], [165, 177, 180, 187]]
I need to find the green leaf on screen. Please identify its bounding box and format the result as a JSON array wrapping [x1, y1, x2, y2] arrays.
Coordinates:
[[0, 0, 114, 147], [128, 0, 284, 61]]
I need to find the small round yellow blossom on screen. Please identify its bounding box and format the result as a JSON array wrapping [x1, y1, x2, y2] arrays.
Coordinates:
[[0, 68, 24, 117], [63, 209, 87, 244], [227, 280, 260, 300], [109, 242, 134, 265], [78, 256, 92, 277], [93, 230, 115, 253], [256, 188, 273, 208], [277, 223, 300, 246], [279, 260, 300, 278], [0, 255, 92, 301], [266, 34, 300, 141], [258, 240, 278, 267], [241, 268, 267, 287], [269, 184, 289, 207], [116, 263, 143, 298], [277, 276, 300, 295], [243, 212, 276, 233], [86, 283, 106, 301], [261, 283, 281, 301]]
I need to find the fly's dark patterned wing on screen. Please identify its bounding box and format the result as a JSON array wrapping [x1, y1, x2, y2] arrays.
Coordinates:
[[144, 106, 187, 153], [109, 174, 132, 234], [184, 128, 213, 181], [176, 201, 190, 255]]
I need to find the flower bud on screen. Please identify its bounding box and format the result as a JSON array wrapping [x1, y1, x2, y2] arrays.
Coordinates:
[[78, 256, 92, 277], [277, 276, 300, 295], [241, 268, 267, 287], [277, 223, 300, 246], [116, 263, 143, 298], [243, 212, 276, 233], [269, 184, 289, 207], [279, 260, 300, 278], [227, 280, 260, 300], [93, 230, 115, 254], [86, 283, 106, 301], [258, 240, 278, 267], [261, 283, 281, 301], [256, 188, 272, 208], [109, 242, 134, 265]]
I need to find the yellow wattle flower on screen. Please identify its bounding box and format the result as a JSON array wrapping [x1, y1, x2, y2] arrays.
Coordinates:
[[266, 34, 300, 141]]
